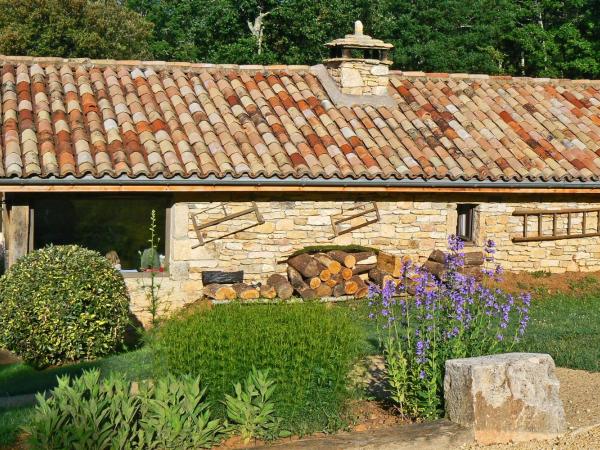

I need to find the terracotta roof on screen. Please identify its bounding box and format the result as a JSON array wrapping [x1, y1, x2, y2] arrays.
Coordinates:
[[1, 56, 600, 183]]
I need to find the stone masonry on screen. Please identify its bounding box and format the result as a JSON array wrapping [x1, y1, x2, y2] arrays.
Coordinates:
[[126, 195, 600, 324], [326, 61, 390, 96]]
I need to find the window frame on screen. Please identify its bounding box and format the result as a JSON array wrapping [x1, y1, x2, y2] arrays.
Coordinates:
[[456, 203, 478, 243]]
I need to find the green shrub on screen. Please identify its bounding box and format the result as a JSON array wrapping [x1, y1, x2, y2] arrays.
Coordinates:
[[138, 374, 223, 449], [24, 370, 140, 450], [224, 368, 287, 442], [151, 303, 364, 434], [0, 245, 130, 368], [24, 370, 223, 450]]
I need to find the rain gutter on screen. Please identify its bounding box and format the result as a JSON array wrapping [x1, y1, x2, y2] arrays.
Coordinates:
[[0, 174, 599, 190]]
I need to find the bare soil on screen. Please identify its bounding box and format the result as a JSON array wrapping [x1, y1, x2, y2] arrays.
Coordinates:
[[494, 270, 600, 298]]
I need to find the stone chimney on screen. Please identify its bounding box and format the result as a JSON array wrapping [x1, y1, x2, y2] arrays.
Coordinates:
[[324, 21, 393, 96]]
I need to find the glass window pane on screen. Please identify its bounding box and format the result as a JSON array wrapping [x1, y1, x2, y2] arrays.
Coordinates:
[[33, 195, 168, 270]]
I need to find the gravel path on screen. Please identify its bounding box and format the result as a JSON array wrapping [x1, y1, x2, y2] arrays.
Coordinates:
[[464, 367, 600, 450]]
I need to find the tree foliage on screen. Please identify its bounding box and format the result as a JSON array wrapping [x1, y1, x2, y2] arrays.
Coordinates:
[[0, 0, 153, 59], [0, 0, 598, 78]]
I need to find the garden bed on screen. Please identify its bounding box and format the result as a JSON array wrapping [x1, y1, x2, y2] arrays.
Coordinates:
[[3, 259, 600, 448]]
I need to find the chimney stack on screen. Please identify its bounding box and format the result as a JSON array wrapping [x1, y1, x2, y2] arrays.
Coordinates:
[[324, 21, 393, 96]]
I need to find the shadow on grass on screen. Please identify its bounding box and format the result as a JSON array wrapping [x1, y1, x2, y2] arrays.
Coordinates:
[[0, 345, 154, 398]]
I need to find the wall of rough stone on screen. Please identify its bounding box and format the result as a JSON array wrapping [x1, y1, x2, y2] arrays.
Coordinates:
[[124, 194, 600, 325], [326, 60, 389, 96]]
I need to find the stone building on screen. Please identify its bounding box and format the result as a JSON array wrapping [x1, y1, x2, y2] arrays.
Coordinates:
[[1, 22, 600, 322]]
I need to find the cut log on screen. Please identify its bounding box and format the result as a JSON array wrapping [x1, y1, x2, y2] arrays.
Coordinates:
[[312, 253, 342, 274], [308, 277, 322, 289], [352, 263, 377, 275], [353, 251, 377, 265], [287, 266, 307, 289], [203, 283, 236, 300], [315, 283, 333, 298], [325, 278, 338, 288], [332, 282, 347, 297], [319, 269, 332, 281], [428, 250, 446, 264], [287, 267, 316, 299], [327, 250, 356, 269], [259, 284, 277, 299], [464, 251, 484, 266], [201, 270, 244, 285], [355, 285, 369, 299], [340, 267, 353, 281], [368, 268, 394, 287], [287, 254, 325, 279], [266, 274, 293, 300], [232, 283, 260, 300], [422, 260, 446, 278], [344, 279, 359, 295], [376, 252, 403, 277]]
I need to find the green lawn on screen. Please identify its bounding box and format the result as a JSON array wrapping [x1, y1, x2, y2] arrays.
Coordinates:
[[518, 292, 600, 372], [0, 406, 33, 447], [0, 346, 153, 397]]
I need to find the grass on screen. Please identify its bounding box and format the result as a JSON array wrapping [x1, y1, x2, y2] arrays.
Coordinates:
[[518, 292, 600, 372], [0, 346, 153, 397], [0, 406, 33, 447]]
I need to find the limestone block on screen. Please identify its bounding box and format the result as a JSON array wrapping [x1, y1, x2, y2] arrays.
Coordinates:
[[171, 203, 190, 239], [444, 353, 566, 445], [307, 215, 331, 226], [169, 261, 190, 280], [372, 85, 388, 96], [276, 218, 295, 231], [340, 67, 364, 87]]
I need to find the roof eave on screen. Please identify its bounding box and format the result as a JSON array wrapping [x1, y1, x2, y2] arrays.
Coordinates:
[[2, 175, 600, 195]]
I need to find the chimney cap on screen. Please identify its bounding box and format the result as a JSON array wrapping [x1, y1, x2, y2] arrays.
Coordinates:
[[325, 21, 393, 51]]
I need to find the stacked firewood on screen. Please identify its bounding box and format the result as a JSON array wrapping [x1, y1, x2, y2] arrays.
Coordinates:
[[202, 275, 295, 301], [286, 250, 377, 299], [422, 249, 485, 279]]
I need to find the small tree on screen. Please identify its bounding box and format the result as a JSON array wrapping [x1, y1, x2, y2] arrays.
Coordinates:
[[0, 0, 153, 59]]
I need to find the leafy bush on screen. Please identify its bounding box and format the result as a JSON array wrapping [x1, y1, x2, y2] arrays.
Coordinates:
[[138, 375, 223, 449], [151, 303, 364, 433], [0, 245, 130, 368], [25, 370, 141, 449], [224, 368, 287, 442], [369, 236, 531, 419], [24, 370, 223, 450]]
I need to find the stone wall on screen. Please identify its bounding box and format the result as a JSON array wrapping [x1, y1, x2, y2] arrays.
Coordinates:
[[326, 60, 389, 96], [123, 194, 600, 325]]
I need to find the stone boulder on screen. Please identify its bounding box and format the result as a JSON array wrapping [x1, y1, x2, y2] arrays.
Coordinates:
[[444, 353, 566, 444]]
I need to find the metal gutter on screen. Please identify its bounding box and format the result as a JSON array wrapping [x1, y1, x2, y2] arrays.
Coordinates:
[[1, 174, 600, 189]]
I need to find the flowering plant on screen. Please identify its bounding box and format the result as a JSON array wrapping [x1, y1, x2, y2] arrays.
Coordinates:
[[368, 236, 530, 419]]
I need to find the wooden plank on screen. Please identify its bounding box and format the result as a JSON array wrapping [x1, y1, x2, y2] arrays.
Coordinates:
[[7, 204, 29, 267], [513, 231, 600, 243], [537, 213, 542, 237], [583, 211, 587, 234], [513, 207, 600, 215], [567, 212, 571, 235]]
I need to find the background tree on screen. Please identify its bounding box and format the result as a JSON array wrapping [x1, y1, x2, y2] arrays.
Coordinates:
[[0, 0, 597, 79], [0, 0, 153, 59]]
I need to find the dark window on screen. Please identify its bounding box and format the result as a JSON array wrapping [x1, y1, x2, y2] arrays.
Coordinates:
[[456, 204, 477, 242], [33, 195, 168, 271]]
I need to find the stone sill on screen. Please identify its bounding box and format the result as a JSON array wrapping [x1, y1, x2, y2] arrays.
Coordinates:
[[121, 271, 170, 279]]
